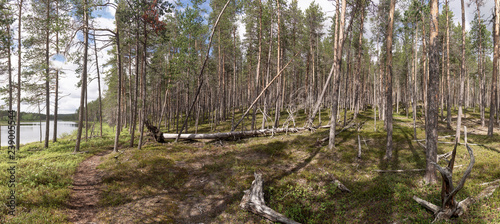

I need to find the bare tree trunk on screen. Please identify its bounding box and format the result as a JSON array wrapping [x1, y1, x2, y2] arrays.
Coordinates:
[[138, 21, 147, 150], [130, 29, 139, 147], [456, 0, 466, 143], [329, 0, 346, 149], [113, 12, 122, 153], [413, 21, 419, 139], [476, 1, 485, 127], [354, 3, 364, 120], [7, 24, 12, 111], [16, 0, 22, 151], [489, 1, 500, 136], [44, 0, 50, 148], [94, 30, 103, 138], [424, 0, 439, 184], [446, 0, 452, 130], [384, 0, 396, 160], [53, 2, 59, 142], [75, 0, 88, 153]]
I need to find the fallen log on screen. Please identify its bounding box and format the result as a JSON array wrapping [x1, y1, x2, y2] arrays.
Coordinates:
[[163, 128, 304, 140], [240, 173, 300, 224]]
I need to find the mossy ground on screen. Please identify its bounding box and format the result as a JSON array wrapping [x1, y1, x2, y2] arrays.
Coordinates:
[[1, 108, 499, 223]]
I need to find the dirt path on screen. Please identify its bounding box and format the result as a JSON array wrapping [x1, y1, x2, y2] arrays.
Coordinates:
[[66, 151, 109, 224]]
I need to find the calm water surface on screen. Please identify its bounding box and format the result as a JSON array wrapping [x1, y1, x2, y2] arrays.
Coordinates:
[[0, 121, 77, 146]]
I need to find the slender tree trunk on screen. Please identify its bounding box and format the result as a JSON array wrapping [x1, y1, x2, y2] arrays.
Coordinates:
[[130, 29, 140, 147], [384, 0, 396, 160], [476, 1, 485, 127], [424, 0, 439, 184], [94, 30, 103, 137], [413, 21, 419, 139], [7, 24, 12, 111], [456, 0, 466, 143], [53, 2, 59, 142], [138, 21, 147, 150], [446, 0, 452, 130], [274, 0, 282, 129], [75, 0, 88, 153], [329, 0, 346, 149], [354, 2, 365, 120], [44, 0, 50, 148], [489, 1, 499, 136], [113, 12, 122, 153], [16, 0, 22, 151]]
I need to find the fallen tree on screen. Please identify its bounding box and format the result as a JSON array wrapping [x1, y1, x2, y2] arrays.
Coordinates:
[[163, 128, 303, 140], [240, 173, 300, 224]]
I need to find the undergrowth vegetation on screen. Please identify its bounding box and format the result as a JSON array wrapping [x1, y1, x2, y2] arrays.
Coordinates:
[[1, 108, 499, 223]]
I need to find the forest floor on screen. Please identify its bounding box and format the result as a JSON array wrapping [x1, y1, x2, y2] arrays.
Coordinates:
[[0, 108, 499, 223]]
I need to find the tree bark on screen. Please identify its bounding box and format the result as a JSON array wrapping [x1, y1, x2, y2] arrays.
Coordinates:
[[113, 11, 122, 153], [424, 0, 439, 184], [44, 0, 50, 148], [75, 0, 88, 153], [328, 0, 346, 150], [16, 0, 23, 151], [53, 2, 59, 142], [384, 0, 396, 160], [489, 1, 499, 136], [456, 0, 466, 143], [446, 1, 451, 130]]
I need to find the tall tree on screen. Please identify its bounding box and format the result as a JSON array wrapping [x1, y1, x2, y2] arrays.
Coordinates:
[[44, 0, 50, 148], [456, 0, 466, 143], [16, 0, 22, 151], [384, 0, 396, 160], [424, 0, 439, 184], [113, 3, 123, 153], [329, 0, 346, 149], [490, 0, 500, 136], [74, 0, 89, 153], [445, 0, 451, 129]]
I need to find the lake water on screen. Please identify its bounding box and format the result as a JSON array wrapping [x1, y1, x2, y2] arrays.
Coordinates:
[[0, 121, 78, 147]]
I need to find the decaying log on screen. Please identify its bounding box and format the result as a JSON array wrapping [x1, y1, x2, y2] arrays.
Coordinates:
[[240, 173, 300, 224], [163, 128, 303, 140], [374, 169, 425, 173]]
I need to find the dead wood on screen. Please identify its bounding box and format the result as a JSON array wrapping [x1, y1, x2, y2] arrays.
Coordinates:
[[240, 173, 300, 224], [163, 128, 303, 140], [145, 120, 165, 143], [333, 179, 351, 193], [374, 169, 425, 173], [413, 141, 476, 222]]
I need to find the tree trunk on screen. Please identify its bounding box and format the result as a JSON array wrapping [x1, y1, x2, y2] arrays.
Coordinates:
[[329, 0, 346, 149], [138, 20, 147, 150], [16, 0, 22, 151], [75, 0, 88, 153], [94, 30, 103, 138], [489, 0, 500, 136], [384, 0, 396, 160], [424, 0, 439, 184], [53, 1, 59, 142], [130, 28, 140, 147], [113, 12, 122, 153], [446, 0, 452, 130], [456, 0, 466, 143], [44, 0, 50, 148]]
